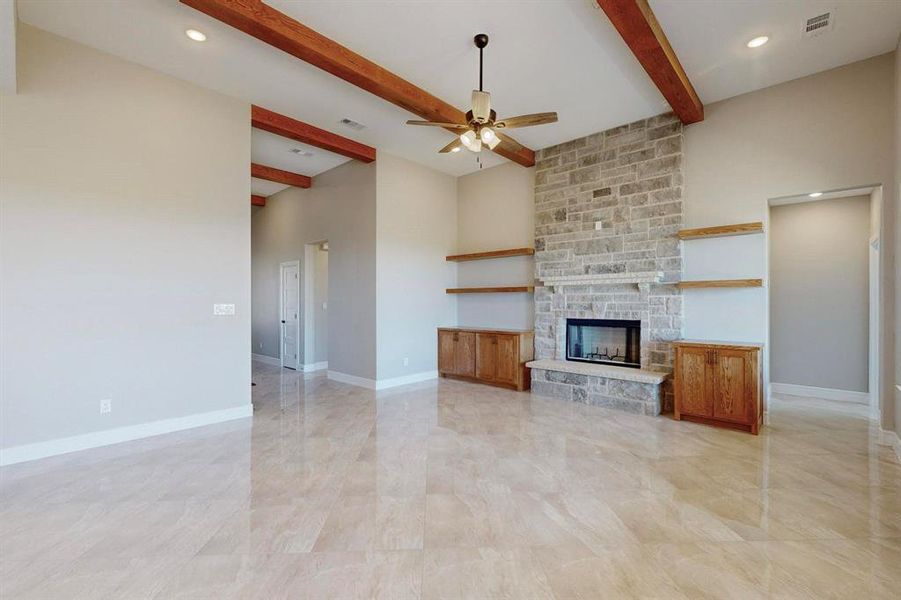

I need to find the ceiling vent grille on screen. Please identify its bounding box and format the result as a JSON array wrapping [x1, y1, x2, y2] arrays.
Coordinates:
[[339, 117, 366, 131], [803, 11, 834, 38]]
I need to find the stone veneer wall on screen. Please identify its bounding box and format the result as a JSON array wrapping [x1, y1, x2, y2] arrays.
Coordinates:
[[532, 113, 684, 410]]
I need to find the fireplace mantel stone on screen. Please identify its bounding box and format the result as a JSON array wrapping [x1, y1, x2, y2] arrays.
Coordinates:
[[526, 359, 668, 384]]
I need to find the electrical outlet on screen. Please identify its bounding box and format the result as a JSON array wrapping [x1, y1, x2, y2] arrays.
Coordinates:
[[213, 303, 235, 316], [595, 221, 604, 231], [100, 399, 112, 414], [403, 357, 409, 367], [258, 342, 263, 349]]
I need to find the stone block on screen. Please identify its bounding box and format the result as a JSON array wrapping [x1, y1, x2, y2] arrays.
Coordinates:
[[587, 394, 647, 414], [608, 379, 658, 402], [545, 370, 589, 386], [637, 155, 681, 179]]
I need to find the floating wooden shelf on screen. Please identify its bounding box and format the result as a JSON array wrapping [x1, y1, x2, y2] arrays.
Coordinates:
[[677, 279, 763, 289], [446, 247, 535, 262], [677, 222, 764, 240], [446, 286, 535, 294]]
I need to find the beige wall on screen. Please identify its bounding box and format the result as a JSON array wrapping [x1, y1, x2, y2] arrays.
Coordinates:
[[456, 163, 535, 330], [376, 153, 457, 380], [895, 38, 901, 437], [770, 196, 870, 392], [251, 153, 456, 384], [313, 246, 328, 364], [681, 52, 896, 429], [0, 27, 251, 454], [251, 160, 377, 379]]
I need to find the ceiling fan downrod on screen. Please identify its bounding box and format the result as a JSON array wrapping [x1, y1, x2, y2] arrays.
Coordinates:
[[474, 33, 488, 92]]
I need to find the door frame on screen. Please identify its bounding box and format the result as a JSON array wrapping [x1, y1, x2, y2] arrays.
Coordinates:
[[279, 260, 301, 370]]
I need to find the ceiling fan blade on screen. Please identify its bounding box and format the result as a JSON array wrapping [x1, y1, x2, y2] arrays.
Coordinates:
[[495, 131, 523, 151], [439, 138, 463, 153], [494, 112, 558, 129], [471, 90, 491, 123], [406, 120, 469, 130]]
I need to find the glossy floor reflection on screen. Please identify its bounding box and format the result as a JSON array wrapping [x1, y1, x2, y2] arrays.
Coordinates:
[[2, 361, 900, 598]]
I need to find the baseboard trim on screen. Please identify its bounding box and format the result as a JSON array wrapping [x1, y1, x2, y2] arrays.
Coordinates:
[[303, 361, 328, 373], [879, 428, 901, 463], [769, 383, 870, 405], [327, 370, 377, 389], [0, 405, 253, 467], [375, 371, 438, 390], [327, 370, 438, 391], [252, 353, 281, 367]]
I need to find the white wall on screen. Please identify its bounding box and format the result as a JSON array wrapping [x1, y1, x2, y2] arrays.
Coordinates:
[[456, 163, 535, 330], [375, 153, 457, 381], [681, 53, 896, 428], [770, 196, 870, 392], [0, 26, 251, 455], [251, 160, 377, 379]]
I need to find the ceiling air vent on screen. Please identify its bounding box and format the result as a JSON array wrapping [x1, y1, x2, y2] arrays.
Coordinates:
[[339, 117, 366, 131], [803, 11, 834, 38]]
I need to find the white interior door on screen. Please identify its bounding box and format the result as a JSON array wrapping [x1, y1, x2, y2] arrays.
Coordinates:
[[280, 261, 300, 370]]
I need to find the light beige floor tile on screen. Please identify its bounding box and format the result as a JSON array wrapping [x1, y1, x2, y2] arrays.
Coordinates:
[[422, 547, 554, 600], [312, 494, 425, 551], [1, 362, 900, 598]]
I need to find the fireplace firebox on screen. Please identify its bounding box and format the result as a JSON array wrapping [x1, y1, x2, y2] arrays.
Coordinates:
[[566, 319, 641, 368]]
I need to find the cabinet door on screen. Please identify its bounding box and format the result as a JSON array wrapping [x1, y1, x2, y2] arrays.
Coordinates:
[[476, 333, 498, 381], [713, 348, 752, 424], [676, 346, 713, 417], [455, 332, 476, 377], [438, 331, 456, 374], [494, 334, 518, 386]]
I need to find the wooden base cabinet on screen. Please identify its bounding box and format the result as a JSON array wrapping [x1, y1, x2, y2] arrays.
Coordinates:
[[673, 340, 763, 434], [438, 328, 533, 391]]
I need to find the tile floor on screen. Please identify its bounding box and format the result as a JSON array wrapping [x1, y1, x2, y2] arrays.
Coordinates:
[[1, 361, 900, 598]]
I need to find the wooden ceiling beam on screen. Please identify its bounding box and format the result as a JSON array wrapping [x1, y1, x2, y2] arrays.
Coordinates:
[[180, 0, 535, 167], [251, 194, 267, 207], [595, 0, 703, 124], [252, 105, 375, 163], [251, 162, 312, 188]]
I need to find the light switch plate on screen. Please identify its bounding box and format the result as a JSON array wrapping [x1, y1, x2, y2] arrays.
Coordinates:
[[595, 221, 604, 231], [213, 303, 236, 316]]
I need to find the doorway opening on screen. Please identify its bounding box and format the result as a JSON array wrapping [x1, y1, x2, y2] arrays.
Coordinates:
[[767, 185, 882, 419], [302, 241, 329, 373]]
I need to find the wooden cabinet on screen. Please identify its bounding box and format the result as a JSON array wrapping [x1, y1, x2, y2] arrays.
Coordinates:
[[437, 328, 533, 391], [674, 341, 762, 434], [437, 330, 475, 377]]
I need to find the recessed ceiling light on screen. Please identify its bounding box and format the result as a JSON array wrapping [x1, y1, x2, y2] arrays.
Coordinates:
[[747, 36, 769, 48], [808, 192, 823, 198], [185, 29, 207, 42]]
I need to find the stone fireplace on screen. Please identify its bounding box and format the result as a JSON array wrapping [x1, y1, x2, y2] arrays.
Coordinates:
[[528, 113, 684, 414]]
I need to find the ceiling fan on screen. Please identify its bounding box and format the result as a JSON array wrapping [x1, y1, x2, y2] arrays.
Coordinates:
[[405, 33, 558, 155]]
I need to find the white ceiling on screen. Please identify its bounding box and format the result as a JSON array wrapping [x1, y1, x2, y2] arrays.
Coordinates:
[[652, 0, 901, 105], [17, 0, 901, 182]]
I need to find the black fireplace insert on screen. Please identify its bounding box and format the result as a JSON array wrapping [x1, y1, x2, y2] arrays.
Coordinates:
[[566, 318, 641, 368]]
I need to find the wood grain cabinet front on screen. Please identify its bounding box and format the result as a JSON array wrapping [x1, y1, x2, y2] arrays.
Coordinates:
[[438, 328, 533, 391], [674, 341, 762, 434]]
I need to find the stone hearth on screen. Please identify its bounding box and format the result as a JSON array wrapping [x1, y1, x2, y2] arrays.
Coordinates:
[[531, 113, 684, 413]]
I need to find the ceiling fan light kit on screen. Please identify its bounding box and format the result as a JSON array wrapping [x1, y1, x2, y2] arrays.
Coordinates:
[[405, 33, 558, 158]]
